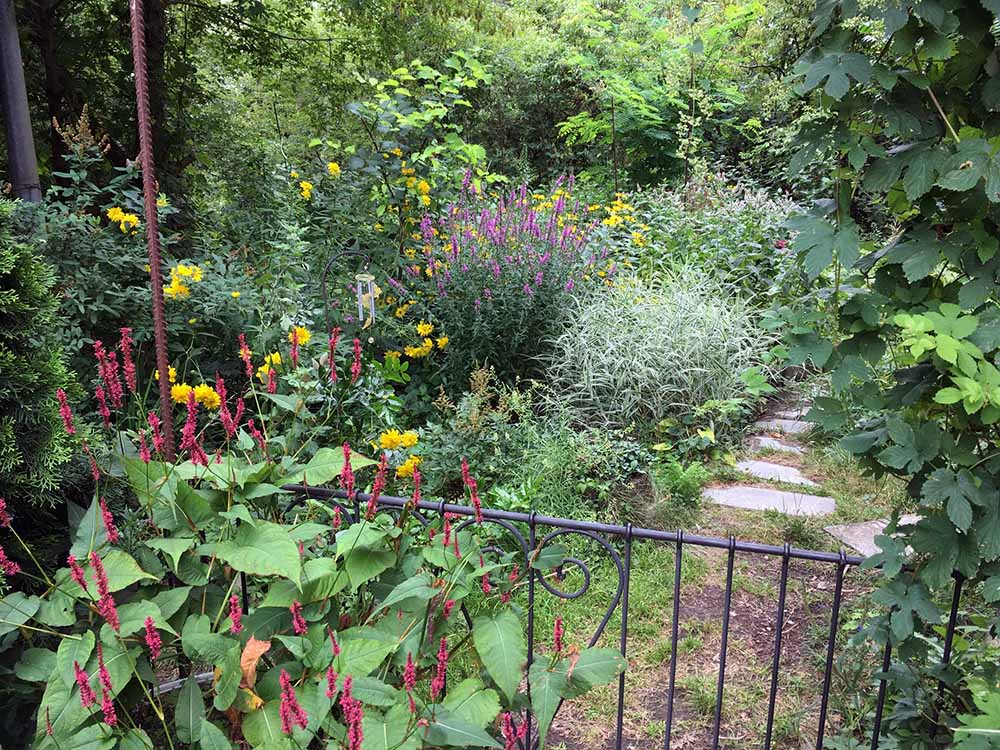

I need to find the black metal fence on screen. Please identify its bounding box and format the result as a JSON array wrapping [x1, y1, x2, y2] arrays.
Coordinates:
[[284, 484, 965, 750]]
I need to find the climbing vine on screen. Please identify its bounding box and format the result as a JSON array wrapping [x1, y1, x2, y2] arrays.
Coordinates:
[[780, 0, 1000, 743]]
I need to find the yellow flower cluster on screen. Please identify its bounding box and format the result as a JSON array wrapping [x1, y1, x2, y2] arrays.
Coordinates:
[[288, 326, 311, 345], [170, 382, 221, 409], [106, 206, 140, 233], [378, 429, 419, 450], [396, 454, 422, 478], [256, 352, 282, 383], [164, 263, 203, 300], [416, 320, 434, 337], [154, 365, 177, 384], [300, 181, 314, 200], [327, 162, 341, 177], [395, 302, 412, 319], [404, 338, 435, 358]]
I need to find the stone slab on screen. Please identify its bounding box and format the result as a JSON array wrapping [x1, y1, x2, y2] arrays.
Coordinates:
[[771, 407, 809, 420], [753, 418, 812, 435], [704, 486, 836, 516], [824, 514, 921, 557], [735, 459, 818, 487], [747, 436, 805, 454]]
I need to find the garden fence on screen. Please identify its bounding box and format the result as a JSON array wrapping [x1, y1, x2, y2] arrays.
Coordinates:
[[282, 484, 965, 750]]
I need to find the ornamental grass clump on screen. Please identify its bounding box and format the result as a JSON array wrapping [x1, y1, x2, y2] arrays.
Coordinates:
[[547, 274, 775, 427]]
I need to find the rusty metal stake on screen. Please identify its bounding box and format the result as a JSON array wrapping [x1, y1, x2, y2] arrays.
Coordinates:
[[129, 0, 175, 460]]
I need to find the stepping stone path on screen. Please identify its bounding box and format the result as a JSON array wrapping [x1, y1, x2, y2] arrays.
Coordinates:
[[735, 459, 818, 487], [703, 394, 912, 556], [705, 397, 834, 517], [704, 486, 835, 516]]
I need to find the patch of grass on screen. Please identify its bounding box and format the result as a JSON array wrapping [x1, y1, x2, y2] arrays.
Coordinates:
[[679, 674, 718, 716], [733, 560, 778, 598]]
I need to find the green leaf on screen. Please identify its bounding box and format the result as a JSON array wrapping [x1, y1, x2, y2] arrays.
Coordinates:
[[472, 610, 526, 704], [372, 572, 438, 616], [937, 139, 991, 192], [66, 550, 157, 597], [175, 675, 206, 744], [423, 709, 502, 748], [214, 521, 301, 583], [284, 446, 376, 486], [69, 496, 108, 558], [922, 468, 986, 532], [145, 537, 195, 571], [0, 592, 40, 636], [335, 638, 395, 677], [199, 719, 234, 750], [529, 661, 569, 747], [56, 630, 95, 686], [361, 704, 421, 750], [15, 648, 57, 682], [214, 644, 242, 711], [441, 678, 501, 728], [557, 648, 627, 697]]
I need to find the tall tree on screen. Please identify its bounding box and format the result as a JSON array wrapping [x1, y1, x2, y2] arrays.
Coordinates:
[[0, 0, 41, 201]]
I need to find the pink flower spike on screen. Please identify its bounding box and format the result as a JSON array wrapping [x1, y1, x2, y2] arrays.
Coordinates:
[[290, 328, 300, 369], [96, 642, 112, 692], [100, 688, 117, 726], [68, 554, 88, 592], [148, 412, 165, 454], [0, 497, 9, 528], [430, 637, 449, 701], [119, 327, 137, 394], [290, 600, 307, 635], [99, 497, 119, 543], [74, 662, 96, 707], [247, 419, 267, 453], [138, 431, 151, 463], [366, 453, 388, 520], [554, 615, 564, 655], [95, 385, 112, 427], [144, 617, 162, 660], [328, 327, 342, 382], [83, 442, 100, 482], [0, 544, 21, 576], [279, 669, 309, 734], [350, 338, 362, 384], [327, 627, 342, 657], [90, 552, 119, 631], [325, 666, 338, 698], [442, 600, 456, 619], [339, 442, 355, 499], [229, 595, 244, 633], [339, 675, 364, 750], [267, 367, 277, 394], [56, 389, 76, 435]]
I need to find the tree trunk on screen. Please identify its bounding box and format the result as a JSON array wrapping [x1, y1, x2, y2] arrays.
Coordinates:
[[0, 0, 41, 201]]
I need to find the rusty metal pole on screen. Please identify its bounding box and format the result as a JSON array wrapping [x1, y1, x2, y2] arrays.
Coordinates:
[[129, 0, 175, 460]]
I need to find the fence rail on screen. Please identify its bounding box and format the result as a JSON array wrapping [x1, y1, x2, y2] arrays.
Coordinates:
[[282, 483, 962, 750]]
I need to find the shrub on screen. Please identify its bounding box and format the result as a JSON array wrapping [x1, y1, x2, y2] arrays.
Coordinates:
[[391, 178, 620, 387], [621, 177, 801, 300], [546, 275, 775, 428], [0, 199, 75, 508], [0, 352, 625, 749]]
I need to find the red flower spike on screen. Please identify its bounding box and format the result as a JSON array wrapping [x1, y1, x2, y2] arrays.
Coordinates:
[[325, 666, 338, 699], [94, 385, 112, 428], [267, 367, 277, 394], [68, 554, 88, 592], [366, 453, 388, 520], [247, 419, 266, 453], [328, 327, 342, 382], [90, 552, 119, 631], [0, 544, 21, 576], [442, 599, 456, 619], [430, 637, 449, 701], [339, 442, 355, 500], [327, 627, 342, 657], [74, 662, 96, 707], [229, 595, 244, 634], [0, 497, 9, 528], [290, 328, 300, 369], [278, 669, 309, 734], [99, 497, 119, 543], [144, 617, 162, 660], [339, 675, 364, 750], [56, 389, 76, 435], [148, 412, 165, 454], [100, 688, 117, 726], [350, 338, 362, 384], [119, 327, 136, 394], [180, 391, 208, 466], [138, 431, 151, 463], [290, 600, 307, 635], [83, 442, 100, 482], [554, 616, 564, 655]]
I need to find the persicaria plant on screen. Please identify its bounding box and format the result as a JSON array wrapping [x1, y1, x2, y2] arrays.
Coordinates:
[[0, 329, 625, 749]]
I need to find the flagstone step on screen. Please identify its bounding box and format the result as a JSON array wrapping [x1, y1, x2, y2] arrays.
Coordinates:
[[753, 418, 812, 435], [824, 514, 921, 557], [747, 436, 805, 454], [704, 486, 836, 517], [735, 459, 817, 487]]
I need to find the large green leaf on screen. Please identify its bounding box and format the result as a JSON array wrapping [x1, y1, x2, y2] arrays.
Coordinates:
[[214, 644, 242, 710], [0, 592, 40, 636], [371, 571, 438, 616], [472, 610, 525, 704], [441, 677, 501, 728], [528, 661, 569, 748], [423, 708, 502, 748], [214, 521, 301, 583], [69, 496, 108, 558], [335, 638, 395, 677], [175, 675, 206, 744], [64, 549, 157, 597], [56, 630, 94, 686], [284, 446, 376, 486], [15, 648, 57, 682], [199, 719, 234, 750], [361, 704, 421, 750], [555, 647, 627, 697]]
